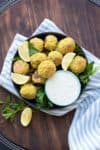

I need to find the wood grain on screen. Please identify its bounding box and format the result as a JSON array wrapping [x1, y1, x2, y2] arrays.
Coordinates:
[[0, 0, 100, 149]]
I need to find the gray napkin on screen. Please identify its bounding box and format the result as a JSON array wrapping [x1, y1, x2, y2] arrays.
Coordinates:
[[0, 18, 100, 116]]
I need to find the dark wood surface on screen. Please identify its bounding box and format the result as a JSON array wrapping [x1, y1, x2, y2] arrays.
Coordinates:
[[0, 0, 100, 150]]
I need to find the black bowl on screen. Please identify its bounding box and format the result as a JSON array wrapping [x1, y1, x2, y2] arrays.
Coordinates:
[[12, 32, 86, 109]]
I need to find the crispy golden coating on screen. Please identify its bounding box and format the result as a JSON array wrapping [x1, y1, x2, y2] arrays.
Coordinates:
[[32, 71, 45, 84], [70, 56, 87, 73], [30, 37, 44, 51], [48, 51, 63, 66], [44, 35, 58, 51], [20, 83, 37, 100], [30, 53, 47, 69], [56, 37, 75, 55], [13, 60, 29, 75], [38, 60, 56, 78]]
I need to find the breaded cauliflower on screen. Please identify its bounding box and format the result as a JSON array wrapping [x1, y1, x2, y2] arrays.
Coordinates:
[[32, 71, 45, 84], [30, 53, 47, 69], [38, 60, 56, 78], [70, 56, 87, 74], [48, 51, 63, 66], [13, 60, 29, 75], [44, 35, 58, 51], [20, 83, 37, 100], [30, 37, 44, 51], [56, 37, 75, 55]]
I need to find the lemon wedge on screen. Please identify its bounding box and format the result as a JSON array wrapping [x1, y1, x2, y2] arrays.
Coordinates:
[[11, 73, 30, 85], [21, 107, 32, 127], [62, 52, 76, 71], [18, 41, 30, 62]]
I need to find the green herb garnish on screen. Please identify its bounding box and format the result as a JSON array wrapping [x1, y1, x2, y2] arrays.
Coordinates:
[[1, 96, 26, 121], [28, 42, 38, 56], [36, 87, 54, 109], [13, 56, 21, 62], [91, 65, 100, 75], [78, 62, 95, 86], [75, 44, 85, 57]]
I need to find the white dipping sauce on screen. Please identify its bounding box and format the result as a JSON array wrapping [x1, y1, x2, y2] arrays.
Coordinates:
[[45, 70, 81, 106]]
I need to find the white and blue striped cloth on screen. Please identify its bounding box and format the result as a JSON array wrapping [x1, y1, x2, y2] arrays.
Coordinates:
[[0, 19, 100, 149]]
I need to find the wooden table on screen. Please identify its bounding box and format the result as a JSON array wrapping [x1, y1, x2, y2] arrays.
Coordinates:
[[0, 0, 100, 149]]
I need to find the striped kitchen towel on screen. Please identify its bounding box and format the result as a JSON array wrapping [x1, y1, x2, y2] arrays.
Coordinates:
[[69, 96, 100, 150], [0, 19, 100, 150]]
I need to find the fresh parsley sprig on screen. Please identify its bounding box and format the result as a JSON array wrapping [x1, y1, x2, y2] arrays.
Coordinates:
[[0, 96, 26, 121], [13, 56, 21, 62], [78, 62, 95, 86], [36, 87, 54, 109], [74, 44, 85, 57], [28, 42, 38, 56]]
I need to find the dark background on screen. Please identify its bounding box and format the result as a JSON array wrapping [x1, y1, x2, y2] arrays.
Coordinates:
[[0, 0, 100, 150]]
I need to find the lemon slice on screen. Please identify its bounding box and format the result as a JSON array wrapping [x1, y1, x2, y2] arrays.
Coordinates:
[[21, 107, 32, 127], [62, 52, 76, 71], [18, 41, 30, 62], [11, 73, 30, 85]]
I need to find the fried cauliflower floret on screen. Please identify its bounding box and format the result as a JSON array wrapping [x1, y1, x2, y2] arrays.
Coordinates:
[[20, 83, 37, 100], [56, 37, 76, 55], [44, 35, 58, 51], [38, 60, 56, 78], [30, 53, 47, 69], [30, 37, 44, 51], [48, 51, 63, 66], [32, 71, 45, 84], [13, 60, 29, 75], [70, 56, 87, 74]]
